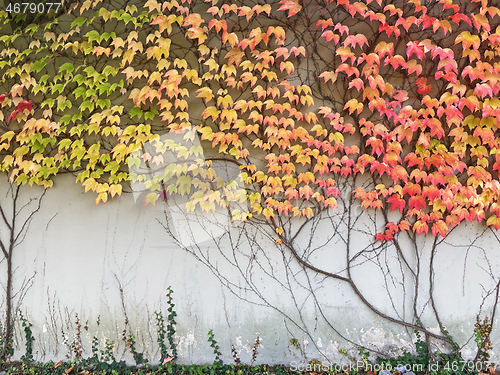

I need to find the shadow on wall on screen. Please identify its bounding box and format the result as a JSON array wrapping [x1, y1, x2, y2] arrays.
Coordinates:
[[128, 128, 248, 247]]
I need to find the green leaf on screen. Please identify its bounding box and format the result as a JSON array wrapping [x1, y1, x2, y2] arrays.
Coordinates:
[[42, 98, 55, 109], [83, 66, 96, 76], [101, 32, 113, 42], [85, 30, 100, 42], [26, 24, 38, 35], [60, 159, 71, 168], [51, 84, 64, 94], [30, 60, 46, 73], [129, 107, 143, 119], [57, 99, 72, 111], [31, 140, 44, 153], [102, 66, 119, 77], [15, 175, 28, 185], [98, 83, 111, 95], [104, 161, 120, 175], [14, 13, 26, 23], [73, 74, 85, 85], [85, 16, 97, 26], [109, 83, 120, 93], [145, 108, 159, 121], [96, 99, 110, 109], [59, 63, 74, 74], [80, 100, 95, 112], [74, 87, 86, 100], [60, 115, 72, 126], [121, 13, 133, 24], [71, 17, 86, 28]]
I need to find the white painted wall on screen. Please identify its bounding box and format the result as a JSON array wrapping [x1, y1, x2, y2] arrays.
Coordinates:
[[1, 174, 499, 365]]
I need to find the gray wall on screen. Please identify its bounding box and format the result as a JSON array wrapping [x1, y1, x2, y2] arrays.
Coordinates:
[[1, 174, 499, 365]]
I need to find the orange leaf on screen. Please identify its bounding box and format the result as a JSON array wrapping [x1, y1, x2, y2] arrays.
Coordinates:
[[432, 220, 449, 237]]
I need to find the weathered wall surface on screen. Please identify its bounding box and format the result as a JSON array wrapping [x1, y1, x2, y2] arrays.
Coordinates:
[[0, 174, 499, 365]]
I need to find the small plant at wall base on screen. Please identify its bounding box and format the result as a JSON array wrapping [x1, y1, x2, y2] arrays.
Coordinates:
[[231, 345, 241, 367], [69, 313, 83, 359], [155, 286, 178, 363], [127, 334, 146, 366], [91, 335, 100, 364], [0, 321, 13, 362], [474, 316, 493, 364], [251, 337, 260, 367], [100, 339, 116, 363], [19, 312, 34, 364], [166, 286, 178, 360], [154, 311, 169, 363], [208, 329, 223, 366], [0, 319, 499, 375]]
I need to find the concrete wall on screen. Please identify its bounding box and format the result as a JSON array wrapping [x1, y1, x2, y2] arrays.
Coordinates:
[[1, 173, 499, 365]]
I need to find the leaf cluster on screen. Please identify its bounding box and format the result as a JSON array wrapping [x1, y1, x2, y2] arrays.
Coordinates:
[[2, 0, 500, 239]]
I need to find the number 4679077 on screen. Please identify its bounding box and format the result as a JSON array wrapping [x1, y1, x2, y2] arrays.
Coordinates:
[[6, 3, 62, 14]]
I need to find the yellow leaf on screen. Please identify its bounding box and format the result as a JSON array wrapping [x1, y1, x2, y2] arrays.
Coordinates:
[[3, 155, 14, 168], [1, 131, 15, 142], [319, 71, 337, 84], [202, 106, 221, 121], [109, 184, 122, 198], [262, 208, 274, 219], [197, 87, 214, 102], [144, 192, 159, 206]]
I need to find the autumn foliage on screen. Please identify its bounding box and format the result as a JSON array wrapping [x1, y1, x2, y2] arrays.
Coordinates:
[[1, 0, 500, 240]]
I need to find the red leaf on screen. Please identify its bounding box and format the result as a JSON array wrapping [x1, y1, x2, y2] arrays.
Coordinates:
[[416, 78, 432, 95], [383, 4, 402, 17], [399, 220, 411, 231], [278, 0, 302, 17], [387, 194, 405, 212], [408, 195, 426, 210], [321, 30, 340, 44], [406, 41, 425, 60], [348, 78, 364, 91], [334, 23, 349, 35], [450, 13, 472, 26], [336, 64, 359, 77], [16, 100, 32, 112], [423, 185, 441, 201], [317, 19, 334, 30], [343, 34, 368, 49], [379, 23, 400, 37], [386, 55, 407, 70], [390, 165, 408, 183], [346, 2, 367, 17], [413, 220, 429, 235], [403, 183, 421, 196], [475, 83, 493, 99], [7, 109, 18, 123]]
